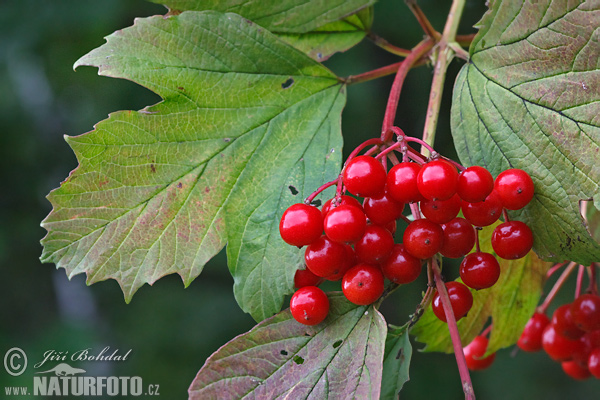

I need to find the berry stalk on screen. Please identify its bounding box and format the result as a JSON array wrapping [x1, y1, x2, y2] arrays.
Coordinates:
[[537, 261, 578, 314]]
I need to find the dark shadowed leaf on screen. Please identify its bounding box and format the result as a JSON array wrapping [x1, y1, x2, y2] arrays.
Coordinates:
[[40, 11, 344, 321], [380, 323, 412, 400], [189, 293, 386, 399], [451, 0, 600, 264]]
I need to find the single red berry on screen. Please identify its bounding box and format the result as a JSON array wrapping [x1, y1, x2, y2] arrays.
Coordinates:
[[461, 190, 503, 227], [290, 286, 329, 325], [355, 224, 395, 264], [588, 348, 600, 378], [457, 166, 494, 203], [321, 195, 363, 217], [294, 268, 323, 289], [518, 312, 550, 352], [325, 245, 356, 281], [491, 220, 533, 259], [343, 156, 387, 197], [542, 324, 585, 361], [552, 304, 585, 340], [570, 294, 600, 332], [363, 188, 405, 226], [381, 244, 422, 284], [417, 160, 459, 201], [420, 193, 461, 224], [403, 219, 444, 259], [439, 218, 476, 258], [323, 204, 366, 244], [342, 264, 385, 305], [386, 162, 424, 203], [432, 281, 473, 323], [463, 335, 496, 371], [279, 203, 323, 247], [494, 168, 534, 210], [561, 360, 591, 380], [304, 235, 347, 278], [459, 252, 501, 290]]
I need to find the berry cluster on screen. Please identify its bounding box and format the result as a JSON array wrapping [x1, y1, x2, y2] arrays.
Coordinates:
[[279, 131, 535, 326], [517, 285, 600, 380]]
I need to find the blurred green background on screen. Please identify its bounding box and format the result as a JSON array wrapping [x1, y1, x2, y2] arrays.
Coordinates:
[[0, 0, 597, 398]]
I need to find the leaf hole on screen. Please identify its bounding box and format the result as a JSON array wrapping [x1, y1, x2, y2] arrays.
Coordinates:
[[281, 78, 294, 89], [293, 355, 304, 365], [332, 340, 343, 349], [289, 185, 299, 195], [310, 199, 322, 207], [280, 350, 288, 356]]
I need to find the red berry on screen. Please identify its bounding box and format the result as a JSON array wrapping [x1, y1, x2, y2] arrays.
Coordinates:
[[457, 166, 494, 203], [571, 294, 600, 332], [463, 335, 496, 371], [386, 162, 424, 203], [304, 235, 347, 278], [342, 264, 385, 305], [561, 360, 591, 380], [381, 244, 422, 284], [279, 203, 323, 246], [343, 156, 386, 197], [355, 224, 395, 264], [321, 195, 363, 217], [420, 193, 461, 224], [491, 220, 533, 259], [439, 218, 476, 258], [517, 312, 550, 352], [290, 286, 329, 325], [363, 188, 405, 226], [294, 268, 323, 288], [417, 160, 458, 201], [403, 219, 444, 259], [385, 220, 397, 235], [459, 252, 501, 290], [542, 324, 585, 361], [432, 281, 473, 323], [325, 245, 356, 281], [588, 348, 600, 378], [494, 168, 534, 210], [552, 304, 585, 340], [323, 204, 366, 244], [461, 190, 503, 227]]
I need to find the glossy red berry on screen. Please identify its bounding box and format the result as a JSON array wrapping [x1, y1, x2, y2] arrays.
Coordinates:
[[403, 219, 444, 259], [343, 156, 386, 197], [323, 204, 366, 244], [381, 244, 422, 284], [321, 195, 363, 217], [363, 189, 404, 226], [461, 190, 503, 227], [304, 235, 347, 278], [459, 252, 501, 290], [463, 335, 496, 371], [542, 324, 585, 361], [518, 312, 550, 352], [552, 304, 585, 340], [355, 224, 395, 264], [417, 160, 458, 201], [325, 245, 356, 281], [342, 264, 385, 305], [494, 168, 534, 210], [386, 162, 424, 203], [571, 294, 600, 332], [457, 166, 494, 203], [290, 286, 329, 325], [279, 203, 323, 247], [439, 218, 476, 258], [432, 281, 473, 323], [491, 220, 533, 259], [294, 268, 323, 289], [561, 360, 591, 380], [420, 193, 461, 224], [588, 348, 600, 378]]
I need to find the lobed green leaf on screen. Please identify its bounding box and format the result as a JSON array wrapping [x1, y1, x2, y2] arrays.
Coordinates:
[[380, 323, 412, 400]]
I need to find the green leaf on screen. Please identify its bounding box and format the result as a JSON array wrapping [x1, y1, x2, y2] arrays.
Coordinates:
[[40, 11, 344, 321], [451, 0, 600, 264], [188, 293, 386, 399], [151, 0, 375, 60], [412, 222, 552, 354], [380, 323, 412, 400]]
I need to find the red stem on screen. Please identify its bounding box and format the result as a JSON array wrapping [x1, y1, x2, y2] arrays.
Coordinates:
[[381, 39, 435, 137], [480, 324, 493, 338], [431, 260, 476, 399], [440, 155, 466, 172], [588, 264, 598, 295], [405, 0, 440, 39], [304, 179, 338, 204], [575, 264, 585, 299], [537, 262, 578, 314]]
